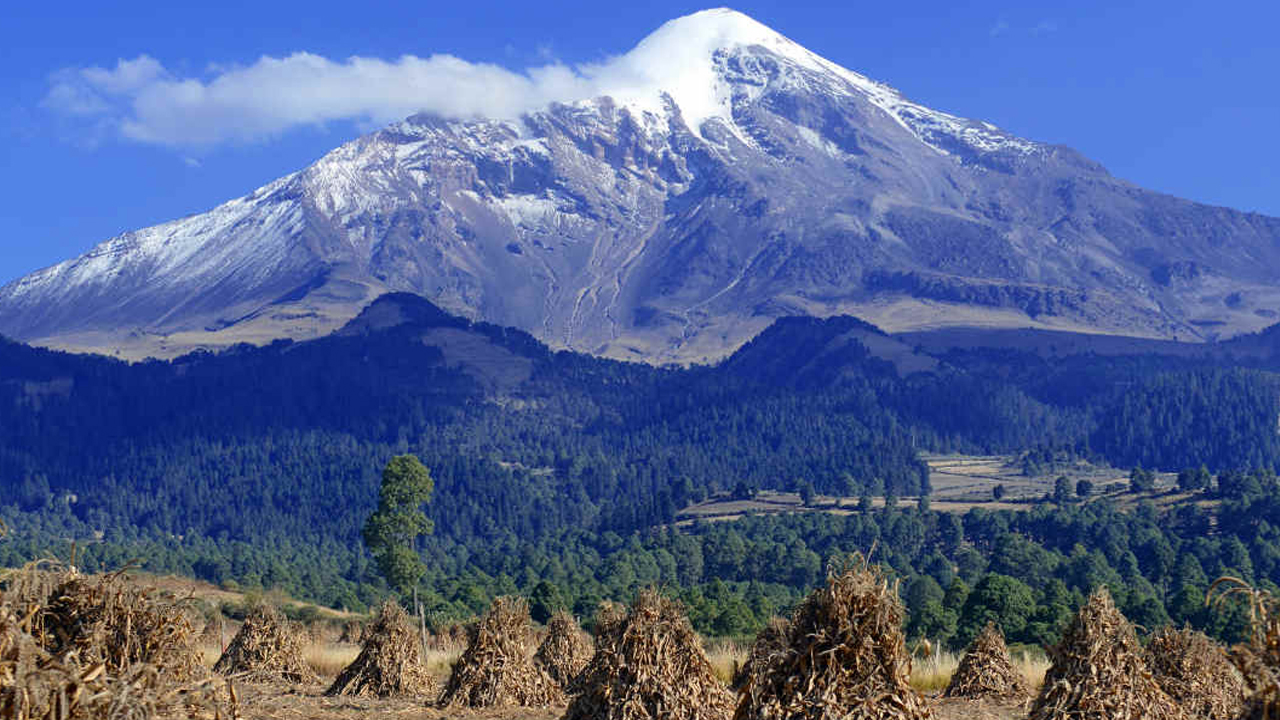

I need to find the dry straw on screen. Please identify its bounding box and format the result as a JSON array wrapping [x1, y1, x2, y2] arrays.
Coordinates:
[[34, 571, 204, 682], [1028, 587, 1184, 720], [733, 557, 932, 720], [1145, 626, 1245, 720], [731, 617, 790, 691], [565, 588, 732, 720], [325, 600, 433, 698], [1209, 577, 1280, 719], [437, 595, 564, 708], [533, 610, 592, 689], [337, 619, 365, 644], [1, 566, 230, 719], [943, 621, 1029, 700], [213, 602, 317, 684]]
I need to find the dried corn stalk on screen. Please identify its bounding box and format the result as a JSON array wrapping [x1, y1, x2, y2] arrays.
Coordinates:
[[1028, 588, 1184, 720], [438, 596, 563, 708], [565, 589, 733, 720], [326, 600, 433, 698], [944, 622, 1029, 700]]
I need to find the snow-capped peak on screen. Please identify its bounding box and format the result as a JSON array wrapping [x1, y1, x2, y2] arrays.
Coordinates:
[[581, 8, 1035, 156], [586, 8, 852, 136]]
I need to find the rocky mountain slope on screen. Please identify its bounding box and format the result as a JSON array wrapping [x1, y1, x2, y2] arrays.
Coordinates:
[[3, 9, 1278, 361]]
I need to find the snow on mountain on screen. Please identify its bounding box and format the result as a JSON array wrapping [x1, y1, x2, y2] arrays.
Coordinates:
[[3, 8, 1279, 361]]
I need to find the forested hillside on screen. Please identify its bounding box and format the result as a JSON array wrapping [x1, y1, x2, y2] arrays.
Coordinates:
[[2, 293, 1279, 641]]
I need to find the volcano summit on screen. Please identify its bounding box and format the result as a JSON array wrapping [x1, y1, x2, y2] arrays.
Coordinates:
[[3, 9, 1278, 361]]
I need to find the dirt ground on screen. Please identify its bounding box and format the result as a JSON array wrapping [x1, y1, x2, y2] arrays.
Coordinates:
[[228, 680, 1026, 719]]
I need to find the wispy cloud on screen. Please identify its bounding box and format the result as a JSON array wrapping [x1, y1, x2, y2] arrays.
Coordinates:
[[42, 52, 596, 148], [41, 11, 767, 151], [989, 19, 1010, 37], [40, 10, 825, 150]]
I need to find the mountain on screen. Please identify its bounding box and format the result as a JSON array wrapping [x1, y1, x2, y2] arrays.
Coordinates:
[[4, 8, 1280, 362]]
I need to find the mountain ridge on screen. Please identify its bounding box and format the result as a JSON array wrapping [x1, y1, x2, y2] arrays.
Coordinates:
[[4, 8, 1279, 361]]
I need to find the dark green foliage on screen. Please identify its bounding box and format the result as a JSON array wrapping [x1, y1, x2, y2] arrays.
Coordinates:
[[3, 306, 1280, 642], [363, 455, 434, 595], [1129, 466, 1156, 493], [1053, 476, 1074, 504]]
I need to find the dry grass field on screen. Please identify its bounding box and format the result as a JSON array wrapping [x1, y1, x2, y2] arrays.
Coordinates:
[[3, 544, 1254, 720], [194, 636, 1039, 719]]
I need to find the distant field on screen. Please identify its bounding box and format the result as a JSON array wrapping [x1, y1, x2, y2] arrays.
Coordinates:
[[675, 453, 1204, 523]]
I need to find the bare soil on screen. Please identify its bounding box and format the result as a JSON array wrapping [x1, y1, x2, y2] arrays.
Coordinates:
[[225, 682, 1026, 719]]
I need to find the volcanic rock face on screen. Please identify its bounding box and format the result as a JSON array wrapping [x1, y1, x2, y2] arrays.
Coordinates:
[[3, 9, 1279, 361]]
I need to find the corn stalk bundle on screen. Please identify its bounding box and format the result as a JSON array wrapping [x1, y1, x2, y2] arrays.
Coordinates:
[[32, 572, 203, 683], [731, 617, 790, 691], [1144, 626, 1245, 720], [213, 603, 316, 684], [533, 611, 592, 689], [325, 601, 433, 698], [564, 589, 733, 720], [1028, 588, 1184, 720], [943, 622, 1029, 700], [437, 596, 563, 708], [2, 582, 231, 719], [1206, 578, 1280, 719], [336, 619, 365, 644], [0, 562, 69, 620], [733, 558, 932, 720], [591, 602, 627, 648]]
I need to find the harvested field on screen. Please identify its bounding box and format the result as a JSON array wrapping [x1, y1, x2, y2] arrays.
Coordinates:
[[1029, 587, 1183, 720], [214, 603, 318, 684], [0, 565, 231, 719], [1215, 578, 1280, 719], [734, 557, 931, 720], [1146, 626, 1245, 719], [731, 617, 789, 691], [533, 610, 591, 689], [944, 622, 1029, 701], [326, 600, 433, 698], [438, 596, 563, 708], [566, 588, 733, 720]]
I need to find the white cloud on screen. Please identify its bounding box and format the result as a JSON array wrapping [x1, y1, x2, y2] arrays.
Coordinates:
[[42, 51, 602, 148], [40, 9, 801, 149]]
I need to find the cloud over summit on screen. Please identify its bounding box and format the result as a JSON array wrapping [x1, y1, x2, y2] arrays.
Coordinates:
[[43, 51, 600, 147]]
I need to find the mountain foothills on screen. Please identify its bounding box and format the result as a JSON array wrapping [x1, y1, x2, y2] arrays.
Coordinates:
[[3, 10, 1280, 362], [3, 292, 1280, 645]]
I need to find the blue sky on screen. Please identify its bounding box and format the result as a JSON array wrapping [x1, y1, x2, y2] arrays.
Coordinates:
[[3, 1, 1278, 286]]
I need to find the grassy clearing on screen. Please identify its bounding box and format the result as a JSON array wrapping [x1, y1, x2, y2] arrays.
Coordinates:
[[703, 637, 748, 684], [909, 647, 1049, 694]]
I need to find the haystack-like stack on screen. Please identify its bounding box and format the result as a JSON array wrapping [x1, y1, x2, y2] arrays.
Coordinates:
[[1028, 588, 1184, 720], [437, 596, 563, 708], [591, 601, 627, 643], [326, 600, 433, 698], [731, 617, 790, 691], [1145, 626, 1245, 720], [1, 570, 229, 719], [337, 618, 366, 644], [34, 572, 204, 682], [944, 621, 1029, 700], [1215, 578, 1280, 719], [565, 589, 733, 720], [213, 603, 317, 683], [534, 610, 592, 689], [734, 560, 932, 720]]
